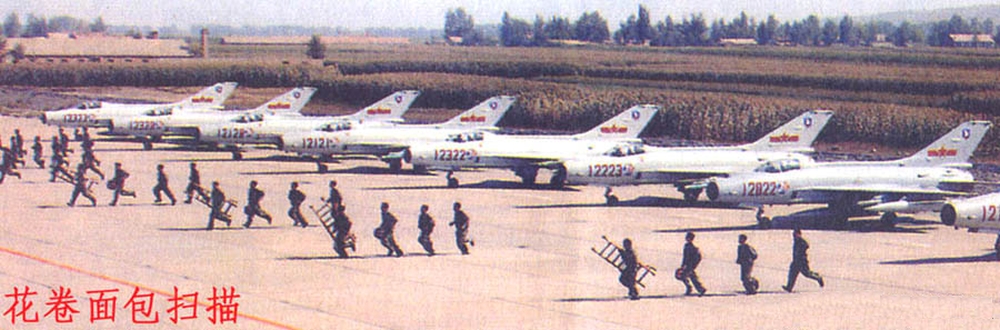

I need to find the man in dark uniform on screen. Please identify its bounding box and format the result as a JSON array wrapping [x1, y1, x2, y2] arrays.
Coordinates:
[[619, 238, 639, 300], [417, 204, 435, 256], [12, 129, 25, 159], [206, 181, 231, 230], [243, 180, 272, 228], [736, 234, 759, 295], [331, 204, 353, 258], [108, 162, 135, 206], [50, 135, 63, 160], [449, 202, 472, 255], [0, 141, 21, 183], [152, 164, 176, 205], [183, 162, 207, 204], [783, 229, 824, 292], [322, 180, 342, 208], [376, 202, 404, 257], [287, 182, 307, 227], [80, 144, 104, 180], [679, 231, 707, 296], [48, 149, 70, 183], [31, 136, 44, 169], [67, 163, 97, 207], [58, 128, 71, 157]]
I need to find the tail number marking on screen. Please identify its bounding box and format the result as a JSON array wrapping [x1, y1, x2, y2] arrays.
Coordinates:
[[301, 137, 337, 149], [741, 181, 785, 197], [128, 120, 164, 131], [63, 114, 96, 123], [433, 149, 477, 161], [982, 205, 1000, 222], [587, 164, 633, 177], [217, 127, 255, 140]]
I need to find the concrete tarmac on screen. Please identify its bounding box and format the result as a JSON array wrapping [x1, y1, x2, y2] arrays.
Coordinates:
[[1, 115, 999, 329]]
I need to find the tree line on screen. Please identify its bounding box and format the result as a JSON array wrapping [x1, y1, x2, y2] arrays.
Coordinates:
[[456, 5, 1000, 48]]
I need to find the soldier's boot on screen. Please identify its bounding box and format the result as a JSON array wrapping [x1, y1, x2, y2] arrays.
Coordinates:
[[817, 275, 825, 288], [782, 285, 792, 292]]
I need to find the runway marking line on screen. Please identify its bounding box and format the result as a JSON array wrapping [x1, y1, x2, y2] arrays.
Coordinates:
[[0, 245, 297, 329]]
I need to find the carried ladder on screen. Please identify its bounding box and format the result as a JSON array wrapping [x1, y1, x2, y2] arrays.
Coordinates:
[[592, 235, 657, 288], [310, 203, 356, 251], [194, 188, 238, 220]]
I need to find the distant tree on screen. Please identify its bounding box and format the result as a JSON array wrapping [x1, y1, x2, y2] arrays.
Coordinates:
[[305, 34, 326, 59], [839, 15, 859, 46], [860, 20, 879, 45], [709, 18, 725, 42], [24, 14, 48, 38], [532, 15, 548, 46], [48, 16, 86, 33], [544, 16, 573, 40], [500, 12, 532, 47], [651, 16, 683, 46], [574, 11, 610, 43], [821, 19, 838, 46], [3, 13, 20, 38], [445, 8, 476, 45], [636, 5, 653, 44], [680, 13, 709, 46], [804, 15, 822, 46], [756, 15, 779, 45], [891, 21, 918, 47], [90, 16, 107, 33], [614, 15, 637, 45]]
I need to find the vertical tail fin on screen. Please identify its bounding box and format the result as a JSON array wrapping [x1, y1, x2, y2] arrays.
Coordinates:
[[439, 96, 516, 128], [251, 87, 317, 115], [572, 105, 659, 140], [349, 90, 421, 123], [743, 110, 834, 152], [897, 120, 992, 167], [176, 82, 238, 108]]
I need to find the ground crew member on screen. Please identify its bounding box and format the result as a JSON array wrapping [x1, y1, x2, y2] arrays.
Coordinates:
[[449, 202, 472, 255], [108, 162, 136, 206], [322, 180, 342, 208], [736, 234, 759, 295], [58, 128, 71, 157], [783, 229, 824, 292], [417, 204, 435, 256], [67, 163, 96, 207], [31, 136, 44, 169], [0, 142, 21, 183], [50, 135, 63, 160], [184, 162, 208, 204], [80, 145, 104, 180], [287, 182, 307, 227], [243, 180, 272, 228], [619, 238, 639, 300], [206, 181, 231, 230], [152, 164, 176, 205], [48, 149, 70, 183], [332, 204, 352, 258], [678, 231, 707, 296], [376, 202, 404, 257], [12, 129, 25, 159]]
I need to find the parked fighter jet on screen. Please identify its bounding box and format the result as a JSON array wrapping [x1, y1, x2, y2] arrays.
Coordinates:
[[705, 121, 992, 229], [408, 105, 660, 187], [186, 90, 420, 154], [108, 87, 315, 153], [562, 110, 833, 201], [40, 82, 238, 128], [281, 96, 516, 172], [940, 192, 1000, 258]]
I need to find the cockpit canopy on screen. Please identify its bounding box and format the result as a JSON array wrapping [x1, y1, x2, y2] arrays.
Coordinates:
[[76, 101, 102, 110], [446, 131, 484, 143], [604, 144, 645, 157], [234, 113, 265, 123], [320, 121, 352, 132], [755, 158, 802, 173], [144, 107, 174, 116]]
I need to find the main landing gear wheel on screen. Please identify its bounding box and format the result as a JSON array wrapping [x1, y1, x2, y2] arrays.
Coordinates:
[[755, 208, 771, 229], [549, 165, 566, 189], [604, 187, 618, 206], [388, 159, 402, 173], [683, 189, 702, 203], [231, 151, 243, 160], [317, 163, 328, 173], [880, 212, 897, 229], [142, 140, 153, 151], [446, 171, 459, 188], [515, 167, 538, 186]]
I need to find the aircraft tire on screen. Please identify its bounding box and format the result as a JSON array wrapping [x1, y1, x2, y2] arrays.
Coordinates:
[[757, 217, 772, 230], [317, 164, 328, 173], [683, 189, 702, 203], [447, 177, 459, 189], [388, 159, 402, 173], [142, 140, 153, 151], [880, 212, 897, 229]]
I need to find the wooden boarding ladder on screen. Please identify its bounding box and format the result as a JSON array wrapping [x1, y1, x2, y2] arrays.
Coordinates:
[[193, 188, 238, 219], [310, 203, 356, 251], [592, 235, 657, 288]]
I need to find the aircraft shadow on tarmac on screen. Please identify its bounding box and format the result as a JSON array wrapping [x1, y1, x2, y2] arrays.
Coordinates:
[[880, 252, 999, 265], [515, 196, 742, 210], [366, 180, 579, 192], [656, 218, 939, 234]]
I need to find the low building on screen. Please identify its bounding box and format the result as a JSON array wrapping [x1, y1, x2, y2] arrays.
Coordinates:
[[6, 34, 191, 62], [719, 38, 758, 47], [949, 34, 996, 48]]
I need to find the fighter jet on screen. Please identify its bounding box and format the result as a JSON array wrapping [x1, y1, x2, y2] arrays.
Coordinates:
[[705, 120, 992, 229], [281, 96, 516, 172], [182, 90, 420, 156], [102, 87, 315, 153], [40, 82, 238, 129], [407, 105, 660, 188], [940, 192, 1000, 258], [561, 110, 833, 201]]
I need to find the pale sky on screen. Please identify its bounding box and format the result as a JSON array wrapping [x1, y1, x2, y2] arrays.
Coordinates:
[[1, 0, 996, 30]]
